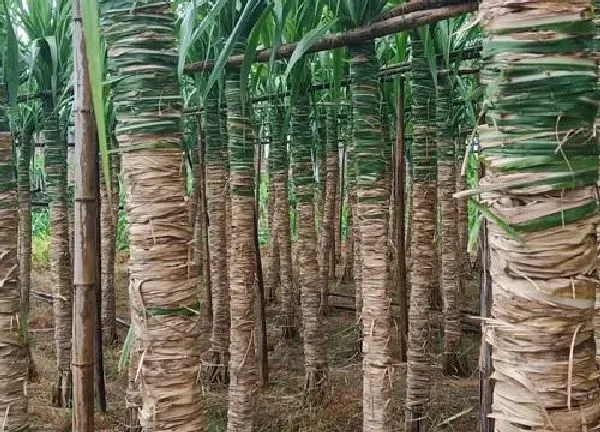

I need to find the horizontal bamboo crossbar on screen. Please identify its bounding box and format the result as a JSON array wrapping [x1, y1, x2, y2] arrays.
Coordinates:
[[185, 2, 479, 73]]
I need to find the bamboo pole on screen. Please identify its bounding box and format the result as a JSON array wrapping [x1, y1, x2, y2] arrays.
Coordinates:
[[478, 220, 494, 432], [94, 142, 107, 412], [394, 77, 408, 363], [71, 0, 98, 428], [185, 2, 478, 73], [337, 129, 345, 278], [254, 138, 269, 388], [379, 0, 472, 21]]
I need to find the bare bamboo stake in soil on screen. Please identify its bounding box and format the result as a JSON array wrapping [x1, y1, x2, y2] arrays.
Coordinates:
[[478, 220, 493, 432], [393, 77, 408, 363], [254, 132, 268, 388], [203, 91, 229, 383], [72, 0, 97, 427], [94, 138, 107, 412], [196, 115, 214, 359], [100, 150, 119, 345]]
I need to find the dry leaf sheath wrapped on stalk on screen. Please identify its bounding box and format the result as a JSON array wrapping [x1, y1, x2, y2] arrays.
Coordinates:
[[102, 0, 203, 429], [224, 55, 259, 432], [348, 41, 393, 432], [593, 0, 600, 363], [203, 88, 230, 384], [292, 90, 329, 392], [269, 101, 297, 341], [406, 29, 438, 431], [0, 127, 29, 429], [44, 96, 72, 408], [478, 1, 600, 430]]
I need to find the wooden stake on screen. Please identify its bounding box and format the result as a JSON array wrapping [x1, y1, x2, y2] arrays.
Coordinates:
[[394, 77, 408, 363], [479, 219, 494, 432], [254, 140, 269, 387], [379, 0, 471, 21], [94, 135, 107, 412], [72, 0, 97, 428]]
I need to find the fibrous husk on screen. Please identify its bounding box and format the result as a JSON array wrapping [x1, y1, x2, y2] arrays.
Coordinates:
[[406, 31, 437, 432], [102, 1, 204, 428], [479, 1, 600, 430], [270, 100, 296, 339], [349, 42, 392, 432], [318, 106, 339, 317], [224, 67, 258, 432], [124, 150, 203, 431], [45, 107, 73, 408], [0, 130, 29, 431], [204, 91, 230, 384], [437, 75, 465, 376], [291, 92, 328, 392]]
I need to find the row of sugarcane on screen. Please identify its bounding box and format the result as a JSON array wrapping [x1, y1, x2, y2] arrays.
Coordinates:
[[0, 1, 481, 431], [3, 0, 600, 432]]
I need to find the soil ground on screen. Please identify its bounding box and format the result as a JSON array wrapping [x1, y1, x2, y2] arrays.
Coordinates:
[[28, 260, 479, 431]]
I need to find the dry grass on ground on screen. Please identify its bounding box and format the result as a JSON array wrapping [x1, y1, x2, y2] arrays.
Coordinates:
[[28, 262, 479, 431]]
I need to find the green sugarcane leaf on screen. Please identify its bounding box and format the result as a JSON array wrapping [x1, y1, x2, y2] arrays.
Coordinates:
[[118, 323, 135, 373], [467, 212, 483, 254], [204, 0, 266, 98], [419, 25, 438, 91], [43, 36, 59, 103], [268, 0, 285, 84], [283, 20, 336, 83], [81, 0, 111, 194], [177, 1, 197, 82], [470, 199, 522, 241], [4, 1, 19, 113], [241, 6, 270, 111], [178, 0, 231, 81]]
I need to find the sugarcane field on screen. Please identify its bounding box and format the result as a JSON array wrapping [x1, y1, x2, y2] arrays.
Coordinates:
[[1, 0, 599, 431]]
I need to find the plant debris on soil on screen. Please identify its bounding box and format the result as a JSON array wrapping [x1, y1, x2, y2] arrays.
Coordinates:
[[28, 262, 479, 431]]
